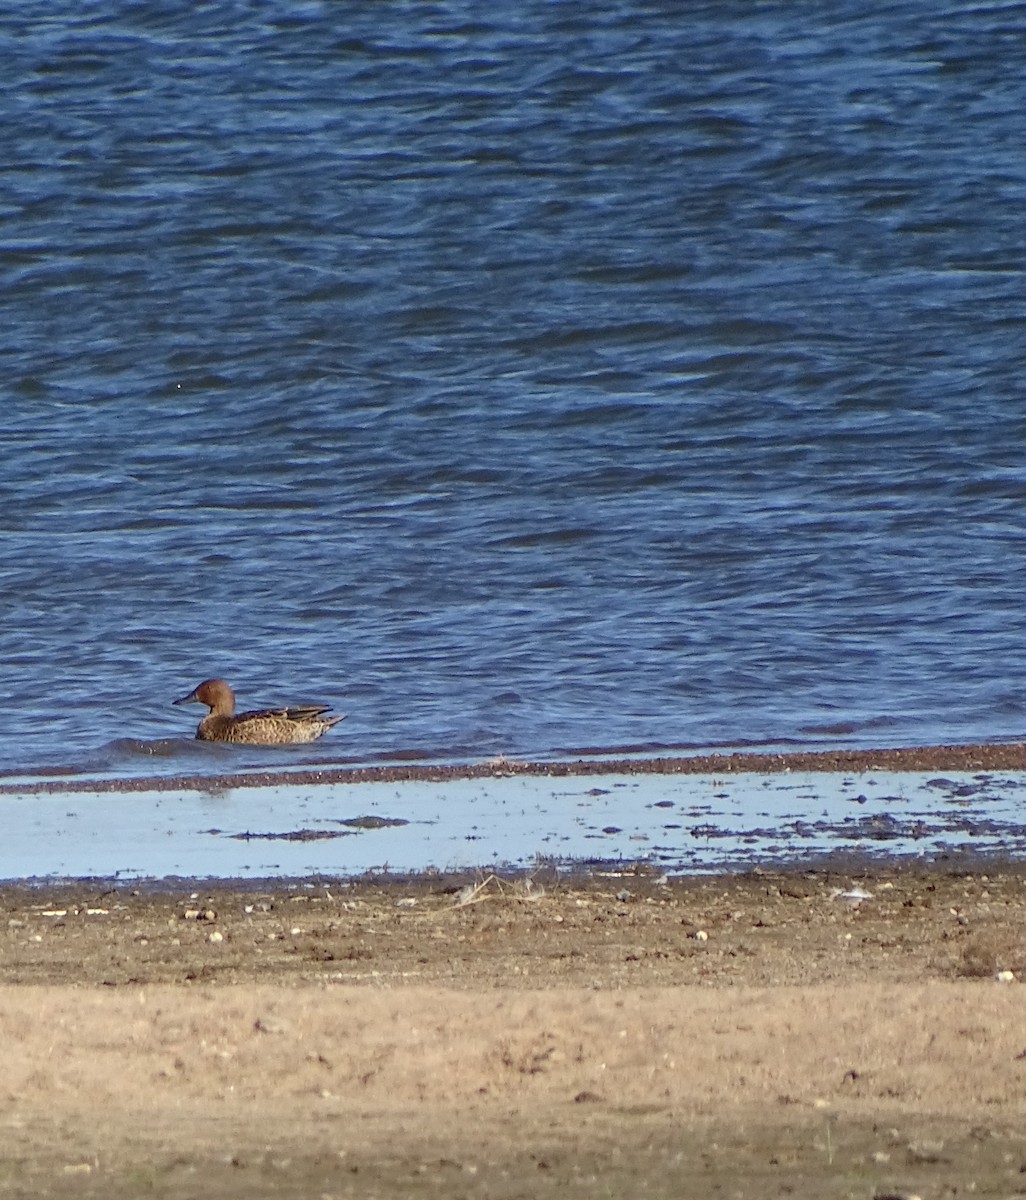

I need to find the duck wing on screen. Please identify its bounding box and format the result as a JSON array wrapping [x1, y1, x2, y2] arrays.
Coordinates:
[[239, 704, 337, 723]]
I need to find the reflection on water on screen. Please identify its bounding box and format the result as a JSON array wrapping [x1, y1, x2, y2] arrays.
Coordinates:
[[2, 770, 1025, 882]]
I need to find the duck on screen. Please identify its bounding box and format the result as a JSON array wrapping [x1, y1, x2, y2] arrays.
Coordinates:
[[173, 678, 344, 744]]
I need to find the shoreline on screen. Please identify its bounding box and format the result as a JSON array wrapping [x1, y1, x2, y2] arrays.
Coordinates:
[[2, 738, 1025, 796], [3, 742, 1026, 883]]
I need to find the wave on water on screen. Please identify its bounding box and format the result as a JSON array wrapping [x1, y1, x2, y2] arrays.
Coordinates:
[[3, 0, 1026, 780], [0, 735, 514, 785]]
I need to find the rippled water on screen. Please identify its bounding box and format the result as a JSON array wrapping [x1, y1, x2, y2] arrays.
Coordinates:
[[3, 2, 1026, 778]]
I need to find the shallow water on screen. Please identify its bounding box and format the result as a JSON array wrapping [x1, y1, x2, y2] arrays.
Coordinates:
[[3, 2, 1026, 787], [3, 769, 1024, 882]]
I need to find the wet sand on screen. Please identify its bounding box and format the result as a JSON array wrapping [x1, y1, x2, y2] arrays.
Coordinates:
[[3, 744, 1026, 1198], [4, 738, 1026, 794]]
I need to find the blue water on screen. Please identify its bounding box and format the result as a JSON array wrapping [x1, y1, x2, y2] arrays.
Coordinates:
[[3, 1, 1026, 779]]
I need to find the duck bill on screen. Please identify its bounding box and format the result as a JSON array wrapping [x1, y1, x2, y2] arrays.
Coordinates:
[[173, 688, 201, 707]]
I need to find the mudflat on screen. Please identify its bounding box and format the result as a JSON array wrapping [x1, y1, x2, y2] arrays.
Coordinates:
[[3, 862, 1026, 1199]]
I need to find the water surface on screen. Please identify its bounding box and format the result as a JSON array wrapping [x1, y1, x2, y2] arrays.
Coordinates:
[[2, 2, 1026, 783], [2, 770, 1023, 882]]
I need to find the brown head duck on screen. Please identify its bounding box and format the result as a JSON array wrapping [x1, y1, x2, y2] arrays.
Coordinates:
[[173, 678, 344, 745]]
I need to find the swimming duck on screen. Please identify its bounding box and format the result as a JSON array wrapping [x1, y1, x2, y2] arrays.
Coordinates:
[[173, 678, 344, 745]]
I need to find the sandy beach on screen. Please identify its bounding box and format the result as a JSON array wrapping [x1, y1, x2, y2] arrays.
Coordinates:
[[3, 840, 1026, 1198]]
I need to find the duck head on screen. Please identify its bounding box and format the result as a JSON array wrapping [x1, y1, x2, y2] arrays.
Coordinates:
[[173, 678, 236, 716]]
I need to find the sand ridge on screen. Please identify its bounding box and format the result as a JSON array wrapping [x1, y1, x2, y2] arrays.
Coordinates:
[[3, 738, 1025, 795]]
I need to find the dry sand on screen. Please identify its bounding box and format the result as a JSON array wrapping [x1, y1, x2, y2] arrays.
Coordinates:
[[3, 858, 1026, 1199]]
